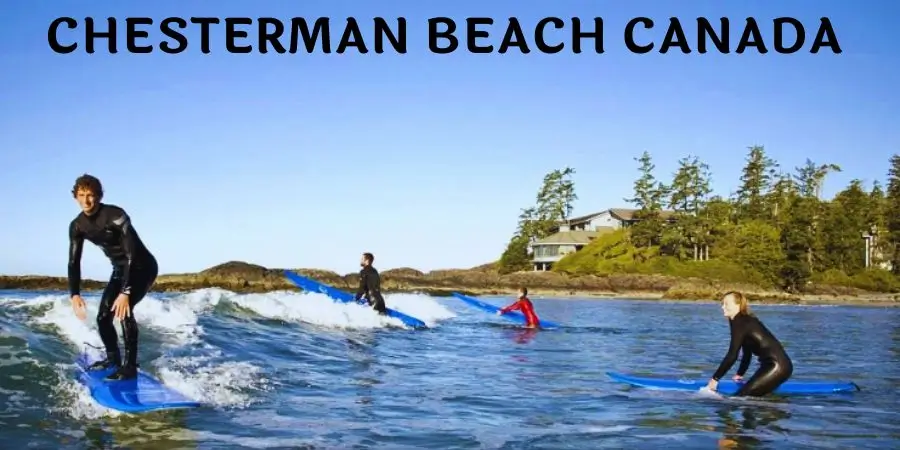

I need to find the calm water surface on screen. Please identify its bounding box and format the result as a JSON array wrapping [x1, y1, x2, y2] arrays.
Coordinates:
[[1, 288, 898, 449]]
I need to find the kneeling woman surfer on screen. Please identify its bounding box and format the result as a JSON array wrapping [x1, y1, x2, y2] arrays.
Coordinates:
[[706, 291, 793, 396]]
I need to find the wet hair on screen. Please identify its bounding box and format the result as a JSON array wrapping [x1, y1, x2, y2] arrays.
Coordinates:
[[722, 290, 753, 316], [72, 174, 103, 199], [519, 286, 528, 296], [362, 252, 374, 264]]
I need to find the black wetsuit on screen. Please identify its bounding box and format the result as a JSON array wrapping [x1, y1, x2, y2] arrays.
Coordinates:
[[68, 203, 158, 380], [712, 312, 793, 396], [354, 265, 386, 314]]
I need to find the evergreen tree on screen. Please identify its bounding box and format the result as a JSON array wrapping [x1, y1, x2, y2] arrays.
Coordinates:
[[868, 181, 888, 267], [735, 146, 778, 221], [625, 151, 661, 210], [793, 159, 842, 199], [885, 155, 900, 273], [498, 207, 538, 274], [715, 219, 785, 285], [498, 234, 532, 274], [665, 155, 712, 259], [789, 159, 841, 272], [820, 180, 869, 273], [780, 196, 816, 291], [498, 168, 579, 273], [625, 151, 667, 248], [765, 172, 796, 229], [698, 196, 735, 260], [536, 167, 577, 223]]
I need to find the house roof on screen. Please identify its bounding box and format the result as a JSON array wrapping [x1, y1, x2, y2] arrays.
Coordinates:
[[565, 208, 677, 224], [609, 208, 676, 221], [554, 208, 675, 229], [532, 228, 613, 245], [567, 211, 606, 224]]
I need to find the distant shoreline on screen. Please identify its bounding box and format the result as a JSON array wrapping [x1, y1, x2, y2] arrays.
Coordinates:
[[1, 260, 897, 308]]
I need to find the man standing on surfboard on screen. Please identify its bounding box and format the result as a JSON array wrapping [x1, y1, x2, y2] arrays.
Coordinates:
[[354, 252, 387, 315], [497, 287, 540, 328], [67, 174, 159, 381]]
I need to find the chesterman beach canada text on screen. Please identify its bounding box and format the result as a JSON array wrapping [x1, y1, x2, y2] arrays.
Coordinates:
[[2, 1, 898, 449], [46, 16, 842, 55]]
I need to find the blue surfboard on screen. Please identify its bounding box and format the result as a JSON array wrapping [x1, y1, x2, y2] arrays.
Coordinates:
[[283, 271, 427, 328], [75, 352, 202, 413], [607, 371, 860, 395], [450, 292, 560, 329]]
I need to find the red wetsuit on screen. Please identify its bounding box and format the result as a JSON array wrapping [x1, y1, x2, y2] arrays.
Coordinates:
[[500, 297, 540, 327]]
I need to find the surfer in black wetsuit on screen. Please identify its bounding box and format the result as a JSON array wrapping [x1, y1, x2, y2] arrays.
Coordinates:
[[354, 252, 387, 315], [707, 291, 793, 397], [67, 174, 159, 381]]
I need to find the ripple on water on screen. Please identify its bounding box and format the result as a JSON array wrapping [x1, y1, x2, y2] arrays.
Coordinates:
[[1, 291, 898, 448]]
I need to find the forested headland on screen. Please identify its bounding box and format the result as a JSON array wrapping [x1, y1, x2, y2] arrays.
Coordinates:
[[497, 146, 900, 296]]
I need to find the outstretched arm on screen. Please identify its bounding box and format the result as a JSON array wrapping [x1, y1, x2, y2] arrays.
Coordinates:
[[67, 221, 84, 297], [110, 212, 138, 295], [499, 301, 522, 315], [711, 320, 747, 381]]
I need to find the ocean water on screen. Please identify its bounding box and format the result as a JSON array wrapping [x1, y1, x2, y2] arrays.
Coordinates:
[[0, 288, 898, 449]]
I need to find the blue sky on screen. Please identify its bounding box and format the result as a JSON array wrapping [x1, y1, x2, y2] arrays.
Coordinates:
[[1, 0, 898, 279]]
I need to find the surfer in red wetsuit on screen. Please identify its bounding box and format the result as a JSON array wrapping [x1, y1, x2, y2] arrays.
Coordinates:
[[497, 287, 540, 328]]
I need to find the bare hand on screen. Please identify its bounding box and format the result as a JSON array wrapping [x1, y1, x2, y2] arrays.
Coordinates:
[[111, 294, 131, 320], [707, 379, 718, 392], [71, 295, 86, 321], [732, 375, 744, 383]]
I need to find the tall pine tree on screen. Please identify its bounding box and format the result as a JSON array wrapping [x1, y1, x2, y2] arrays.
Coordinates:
[[884, 155, 900, 274], [820, 180, 870, 273], [735, 146, 778, 221], [625, 151, 667, 248], [790, 159, 841, 272], [868, 181, 888, 267], [498, 168, 579, 273], [664, 155, 712, 259]]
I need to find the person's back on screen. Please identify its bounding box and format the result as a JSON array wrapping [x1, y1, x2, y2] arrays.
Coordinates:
[[733, 313, 789, 363], [517, 297, 539, 328]]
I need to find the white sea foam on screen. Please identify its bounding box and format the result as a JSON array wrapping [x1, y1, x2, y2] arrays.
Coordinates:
[[223, 289, 456, 330]]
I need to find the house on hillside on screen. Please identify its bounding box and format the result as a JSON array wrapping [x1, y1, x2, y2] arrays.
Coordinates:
[[550, 208, 676, 233], [529, 208, 676, 271], [529, 227, 611, 271]]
